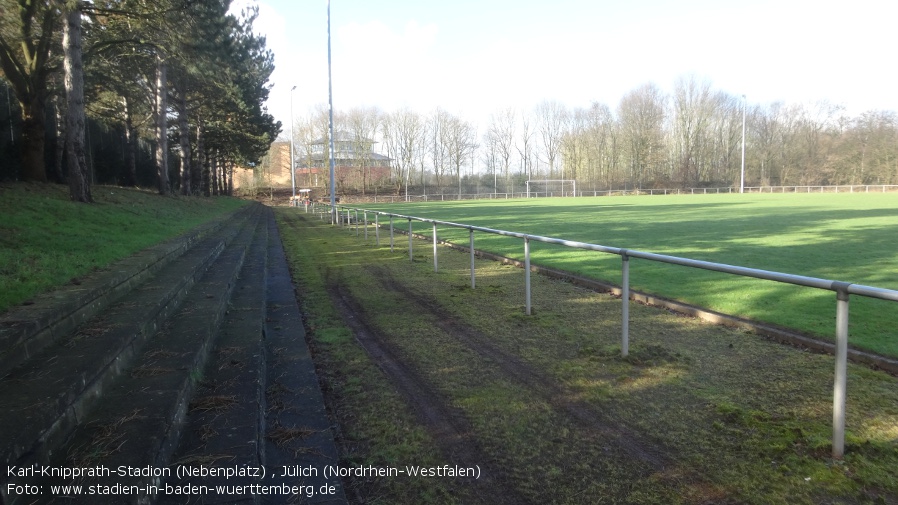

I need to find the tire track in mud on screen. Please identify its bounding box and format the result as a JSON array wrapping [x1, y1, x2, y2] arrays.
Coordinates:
[[365, 264, 677, 475], [280, 213, 529, 504], [281, 213, 709, 501], [326, 274, 532, 505]]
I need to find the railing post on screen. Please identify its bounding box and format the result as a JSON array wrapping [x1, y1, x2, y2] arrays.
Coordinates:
[[621, 251, 630, 357], [390, 216, 394, 252], [832, 283, 850, 459], [469, 229, 476, 289], [355, 210, 360, 237], [364, 211, 368, 240], [524, 237, 531, 315], [408, 219, 413, 261], [432, 222, 438, 272], [375, 214, 380, 245]]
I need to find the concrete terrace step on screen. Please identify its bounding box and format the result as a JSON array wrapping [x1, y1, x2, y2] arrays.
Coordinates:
[[0, 204, 257, 380], [261, 212, 346, 504], [1, 205, 346, 505], [157, 209, 347, 505], [0, 205, 261, 477], [31, 210, 264, 504], [158, 211, 270, 505]]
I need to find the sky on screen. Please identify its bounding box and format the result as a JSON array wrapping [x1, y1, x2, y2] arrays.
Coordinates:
[[234, 0, 898, 135]]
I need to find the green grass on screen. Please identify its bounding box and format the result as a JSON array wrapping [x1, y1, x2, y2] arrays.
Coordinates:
[[0, 182, 247, 314], [276, 208, 898, 504], [276, 209, 468, 504], [358, 193, 898, 358]]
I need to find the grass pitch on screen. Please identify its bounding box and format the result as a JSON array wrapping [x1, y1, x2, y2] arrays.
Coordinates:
[[360, 193, 898, 359]]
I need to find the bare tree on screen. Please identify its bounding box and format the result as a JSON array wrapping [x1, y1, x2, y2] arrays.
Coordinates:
[[481, 129, 499, 192], [444, 114, 476, 198], [535, 100, 568, 179], [795, 100, 844, 185], [848, 110, 898, 184], [562, 107, 588, 191], [585, 102, 618, 190], [671, 75, 714, 187], [708, 92, 743, 186], [487, 108, 516, 187], [383, 107, 424, 197], [516, 109, 534, 181], [617, 83, 666, 190], [346, 106, 382, 193], [294, 116, 317, 188], [428, 108, 452, 189]]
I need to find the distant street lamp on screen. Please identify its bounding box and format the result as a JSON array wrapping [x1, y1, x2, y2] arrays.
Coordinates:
[[290, 85, 297, 206], [740, 94, 746, 194]]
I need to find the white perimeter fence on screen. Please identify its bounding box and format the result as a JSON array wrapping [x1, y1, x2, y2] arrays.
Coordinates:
[[304, 203, 898, 460], [365, 184, 898, 203]]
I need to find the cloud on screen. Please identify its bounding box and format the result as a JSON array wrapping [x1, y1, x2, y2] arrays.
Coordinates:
[[336, 19, 438, 75], [331, 20, 440, 110]]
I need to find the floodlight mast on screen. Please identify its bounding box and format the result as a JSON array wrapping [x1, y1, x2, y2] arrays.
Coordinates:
[[327, 0, 337, 224]]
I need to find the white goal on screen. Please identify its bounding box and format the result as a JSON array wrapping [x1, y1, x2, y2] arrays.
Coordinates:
[[525, 179, 577, 198]]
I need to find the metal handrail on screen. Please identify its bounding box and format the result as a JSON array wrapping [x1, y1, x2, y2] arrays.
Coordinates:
[[308, 202, 898, 459], [360, 184, 898, 203]]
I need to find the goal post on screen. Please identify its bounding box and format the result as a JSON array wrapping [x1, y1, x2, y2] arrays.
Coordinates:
[[525, 179, 577, 198]]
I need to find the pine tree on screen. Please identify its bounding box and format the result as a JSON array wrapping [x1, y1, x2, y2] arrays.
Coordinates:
[[0, 0, 61, 182]]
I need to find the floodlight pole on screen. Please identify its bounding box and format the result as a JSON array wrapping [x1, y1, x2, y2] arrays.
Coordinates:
[[740, 94, 746, 194], [327, 0, 337, 224], [290, 85, 296, 206]]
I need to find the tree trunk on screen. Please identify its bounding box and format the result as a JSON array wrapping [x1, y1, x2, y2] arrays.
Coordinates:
[[63, 7, 92, 203], [53, 98, 65, 183], [195, 119, 205, 195], [122, 96, 137, 186], [226, 160, 233, 196], [176, 78, 191, 195], [210, 152, 217, 196], [218, 156, 225, 195], [20, 98, 48, 182], [155, 56, 169, 195]]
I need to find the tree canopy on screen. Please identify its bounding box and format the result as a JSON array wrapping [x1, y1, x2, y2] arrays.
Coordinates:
[[0, 0, 280, 198]]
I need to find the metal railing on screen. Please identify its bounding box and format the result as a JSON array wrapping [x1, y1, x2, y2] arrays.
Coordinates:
[[305, 202, 898, 459], [360, 184, 898, 203]]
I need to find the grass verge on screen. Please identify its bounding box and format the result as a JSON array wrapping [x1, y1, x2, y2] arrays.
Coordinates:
[[0, 182, 247, 313], [277, 206, 898, 505], [277, 209, 470, 504]]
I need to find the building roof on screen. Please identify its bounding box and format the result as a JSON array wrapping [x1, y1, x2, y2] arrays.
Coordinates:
[[300, 151, 391, 164], [310, 130, 377, 145]]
